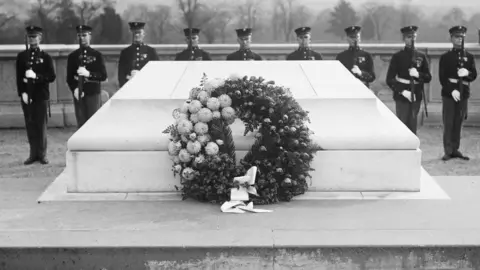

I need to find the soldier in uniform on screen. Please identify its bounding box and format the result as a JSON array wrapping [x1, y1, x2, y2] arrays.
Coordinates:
[[336, 26, 375, 88], [118, 21, 159, 88], [16, 25, 56, 165], [226, 28, 263, 60], [439, 26, 477, 161], [66, 25, 108, 129], [385, 25, 432, 135], [175, 28, 212, 61], [286, 27, 323, 60]]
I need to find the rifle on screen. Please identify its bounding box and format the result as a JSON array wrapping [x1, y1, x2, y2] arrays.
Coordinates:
[[459, 35, 467, 119], [77, 36, 84, 100], [189, 28, 193, 60], [24, 35, 34, 122], [352, 39, 359, 65], [409, 38, 417, 118]]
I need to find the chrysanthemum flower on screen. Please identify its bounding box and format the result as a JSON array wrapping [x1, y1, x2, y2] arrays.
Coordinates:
[[176, 119, 193, 135], [206, 97, 220, 111], [218, 94, 232, 108], [205, 142, 219, 156], [194, 122, 209, 135], [188, 100, 202, 114], [186, 140, 202, 154], [178, 149, 192, 163]]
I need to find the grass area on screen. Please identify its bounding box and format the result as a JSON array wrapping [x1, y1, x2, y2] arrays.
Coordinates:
[[1, 126, 480, 179]]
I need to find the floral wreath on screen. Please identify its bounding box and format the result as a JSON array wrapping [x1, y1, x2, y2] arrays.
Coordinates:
[[163, 73, 320, 205]]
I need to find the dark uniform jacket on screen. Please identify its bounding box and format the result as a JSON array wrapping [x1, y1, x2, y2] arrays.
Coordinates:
[[118, 43, 159, 87], [386, 47, 432, 102], [226, 49, 262, 60], [336, 47, 375, 87], [16, 48, 56, 101], [439, 48, 477, 99], [175, 46, 212, 61], [67, 46, 107, 96], [286, 48, 323, 60]]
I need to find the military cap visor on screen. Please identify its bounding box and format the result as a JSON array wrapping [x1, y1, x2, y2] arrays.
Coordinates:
[[344, 25, 361, 35], [129, 22, 146, 30], [400, 25, 418, 34], [294, 27, 311, 36], [184, 28, 200, 36], [235, 28, 252, 37], [449, 25, 467, 35], [25, 25, 43, 35], [76, 25, 93, 33]]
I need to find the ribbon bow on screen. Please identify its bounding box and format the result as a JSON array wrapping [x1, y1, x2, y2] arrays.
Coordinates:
[[220, 166, 273, 214]]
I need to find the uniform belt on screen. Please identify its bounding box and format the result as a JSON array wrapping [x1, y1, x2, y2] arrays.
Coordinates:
[[395, 76, 419, 84], [448, 78, 469, 86]]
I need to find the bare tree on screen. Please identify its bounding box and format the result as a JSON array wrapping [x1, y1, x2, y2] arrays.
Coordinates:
[[75, 0, 103, 25], [236, 0, 261, 29], [29, 0, 59, 43], [0, 2, 15, 29], [362, 2, 395, 41], [177, 0, 210, 28], [274, 0, 296, 42]]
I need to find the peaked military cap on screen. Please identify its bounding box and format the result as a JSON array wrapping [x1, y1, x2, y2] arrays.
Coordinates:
[[76, 25, 92, 33], [294, 27, 311, 36], [129, 21, 146, 30], [235, 28, 252, 37], [25, 25, 43, 35], [183, 28, 200, 36], [344, 25, 361, 35], [400, 25, 418, 35], [449, 25, 467, 35]]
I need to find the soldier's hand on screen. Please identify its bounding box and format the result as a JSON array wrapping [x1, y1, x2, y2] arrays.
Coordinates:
[[408, 68, 419, 78], [21, 93, 29, 104], [457, 68, 469, 77], [77, 67, 90, 77], [25, 69, 36, 79], [130, 70, 139, 77], [452, 90, 461, 102], [351, 65, 361, 75], [401, 90, 413, 102], [74, 88, 79, 100], [23, 78, 28, 83]]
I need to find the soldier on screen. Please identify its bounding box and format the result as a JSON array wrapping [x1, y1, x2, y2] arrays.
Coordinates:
[[16, 25, 56, 165], [66, 25, 108, 129], [175, 28, 212, 61], [226, 28, 263, 60], [439, 26, 477, 161], [386, 25, 432, 135], [118, 21, 159, 88], [286, 27, 323, 60], [336, 26, 375, 88]]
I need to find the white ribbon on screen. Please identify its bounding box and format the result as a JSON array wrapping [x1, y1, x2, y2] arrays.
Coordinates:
[[220, 166, 273, 214]]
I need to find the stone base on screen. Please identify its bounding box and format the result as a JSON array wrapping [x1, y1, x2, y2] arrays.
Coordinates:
[[64, 147, 421, 193], [39, 166, 447, 203]]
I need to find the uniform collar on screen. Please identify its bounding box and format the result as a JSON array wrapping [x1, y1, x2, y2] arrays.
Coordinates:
[[239, 47, 251, 53], [133, 42, 144, 47], [403, 46, 414, 52], [348, 46, 360, 51], [298, 46, 310, 51], [451, 47, 463, 53], [188, 45, 199, 50]]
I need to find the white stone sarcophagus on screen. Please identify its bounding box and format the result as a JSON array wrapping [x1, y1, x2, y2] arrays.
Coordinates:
[[64, 60, 422, 194]]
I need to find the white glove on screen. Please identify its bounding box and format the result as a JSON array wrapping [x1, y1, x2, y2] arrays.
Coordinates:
[[458, 68, 469, 77], [452, 90, 461, 102], [25, 69, 36, 79], [409, 68, 419, 78], [351, 65, 362, 75], [77, 67, 90, 77], [73, 88, 85, 100], [401, 90, 413, 102], [22, 93, 30, 104], [130, 70, 139, 77]]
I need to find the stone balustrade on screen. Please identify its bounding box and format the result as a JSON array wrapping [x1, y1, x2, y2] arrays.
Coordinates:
[[1, 43, 480, 128]]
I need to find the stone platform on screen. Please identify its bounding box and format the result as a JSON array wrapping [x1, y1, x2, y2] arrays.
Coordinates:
[[1, 176, 480, 269], [58, 60, 423, 196]]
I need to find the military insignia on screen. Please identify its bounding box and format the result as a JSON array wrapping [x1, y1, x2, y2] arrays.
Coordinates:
[[310, 56, 315, 60], [415, 57, 423, 67], [35, 57, 44, 64], [358, 57, 365, 63], [463, 57, 468, 62], [141, 53, 148, 59], [85, 55, 96, 64], [195, 57, 203, 60]]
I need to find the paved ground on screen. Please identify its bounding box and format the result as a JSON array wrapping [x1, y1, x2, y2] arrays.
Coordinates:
[[2, 127, 480, 269]]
